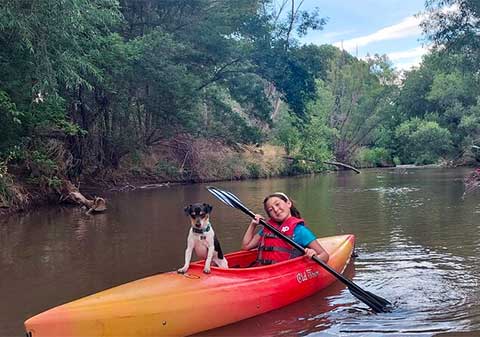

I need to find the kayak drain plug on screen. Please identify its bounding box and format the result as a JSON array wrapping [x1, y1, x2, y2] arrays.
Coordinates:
[[162, 321, 167, 326]]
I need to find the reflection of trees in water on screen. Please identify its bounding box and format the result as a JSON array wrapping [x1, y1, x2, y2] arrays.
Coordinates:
[[463, 168, 480, 198]]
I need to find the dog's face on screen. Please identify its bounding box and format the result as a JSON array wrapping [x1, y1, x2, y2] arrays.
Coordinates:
[[184, 203, 212, 229]]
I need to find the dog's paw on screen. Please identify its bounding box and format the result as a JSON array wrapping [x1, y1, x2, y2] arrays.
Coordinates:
[[177, 267, 188, 274], [203, 267, 211, 274]]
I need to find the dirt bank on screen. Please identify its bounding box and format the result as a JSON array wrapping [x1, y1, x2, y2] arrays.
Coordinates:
[[0, 139, 287, 217]]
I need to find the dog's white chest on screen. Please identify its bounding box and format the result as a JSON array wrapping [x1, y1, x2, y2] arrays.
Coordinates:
[[193, 234, 212, 246]]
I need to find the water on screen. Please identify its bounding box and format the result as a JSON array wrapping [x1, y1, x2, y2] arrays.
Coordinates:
[[1, 168, 479, 336]]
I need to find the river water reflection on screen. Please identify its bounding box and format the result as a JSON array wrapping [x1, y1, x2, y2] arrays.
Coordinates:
[[1, 168, 479, 336]]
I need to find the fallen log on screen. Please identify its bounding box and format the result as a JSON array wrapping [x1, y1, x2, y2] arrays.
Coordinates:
[[282, 156, 361, 174], [61, 181, 107, 214]]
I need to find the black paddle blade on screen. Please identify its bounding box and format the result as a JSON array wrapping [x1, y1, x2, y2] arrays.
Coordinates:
[[365, 290, 392, 307], [207, 186, 242, 209], [349, 286, 392, 313]]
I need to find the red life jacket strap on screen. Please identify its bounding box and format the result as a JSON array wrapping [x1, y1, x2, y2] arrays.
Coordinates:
[[256, 258, 274, 265], [264, 233, 278, 238], [259, 246, 293, 253]]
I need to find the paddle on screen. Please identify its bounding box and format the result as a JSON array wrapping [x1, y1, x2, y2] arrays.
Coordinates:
[[207, 186, 392, 313]]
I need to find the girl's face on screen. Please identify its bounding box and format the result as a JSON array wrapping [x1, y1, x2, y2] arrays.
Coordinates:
[[265, 196, 292, 222]]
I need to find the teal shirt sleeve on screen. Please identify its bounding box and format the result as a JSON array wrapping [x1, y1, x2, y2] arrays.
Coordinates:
[[293, 223, 317, 247]]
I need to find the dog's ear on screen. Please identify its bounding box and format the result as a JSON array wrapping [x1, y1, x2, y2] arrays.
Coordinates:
[[184, 205, 192, 215], [204, 203, 213, 213]]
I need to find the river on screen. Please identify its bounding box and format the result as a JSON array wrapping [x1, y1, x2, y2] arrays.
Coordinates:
[[1, 168, 479, 336]]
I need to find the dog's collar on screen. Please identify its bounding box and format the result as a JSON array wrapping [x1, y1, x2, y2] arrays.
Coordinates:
[[192, 224, 211, 234]]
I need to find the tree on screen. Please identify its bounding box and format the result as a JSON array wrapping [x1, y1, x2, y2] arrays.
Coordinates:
[[423, 0, 480, 66], [0, 0, 337, 186], [326, 53, 398, 162], [0, 0, 123, 178]]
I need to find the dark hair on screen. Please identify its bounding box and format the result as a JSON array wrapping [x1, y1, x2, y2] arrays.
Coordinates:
[[263, 193, 301, 218]]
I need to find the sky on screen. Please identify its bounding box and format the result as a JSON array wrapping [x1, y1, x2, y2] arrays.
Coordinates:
[[298, 0, 430, 71]]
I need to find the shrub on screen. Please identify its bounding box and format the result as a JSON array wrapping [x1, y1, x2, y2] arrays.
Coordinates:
[[246, 162, 262, 178], [155, 160, 181, 179], [395, 118, 452, 164], [0, 160, 12, 206], [354, 147, 392, 167]]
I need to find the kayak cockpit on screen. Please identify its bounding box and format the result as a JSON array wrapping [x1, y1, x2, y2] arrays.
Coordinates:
[[190, 249, 258, 269]]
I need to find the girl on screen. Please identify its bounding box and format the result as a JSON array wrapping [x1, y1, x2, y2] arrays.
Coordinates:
[[241, 192, 329, 265]]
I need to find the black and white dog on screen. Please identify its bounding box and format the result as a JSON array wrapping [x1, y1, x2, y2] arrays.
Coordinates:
[[178, 203, 228, 274]]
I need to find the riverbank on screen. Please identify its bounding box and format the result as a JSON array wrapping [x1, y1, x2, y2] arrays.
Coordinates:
[[0, 140, 289, 217], [2, 137, 467, 218]]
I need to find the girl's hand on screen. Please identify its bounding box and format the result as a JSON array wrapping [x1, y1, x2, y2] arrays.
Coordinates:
[[250, 214, 263, 226], [304, 248, 317, 259]]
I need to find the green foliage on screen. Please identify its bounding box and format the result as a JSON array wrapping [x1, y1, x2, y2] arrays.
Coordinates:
[[393, 45, 480, 164], [202, 86, 264, 144], [1, 0, 338, 184], [0, 90, 21, 123], [11, 0, 480, 186], [273, 111, 301, 155], [47, 176, 62, 190], [397, 50, 480, 161], [28, 95, 83, 136], [299, 83, 335, 170], [246, 3, 328, 120], [0, 159, 12, 205], [459, 101, 480, 137], [273, 84, 334, 174], [27, 150, 59, 178], [0, 0, 121, 178], [423, 0, 480, 66], [354, 147, 392, 168], [427, 71, 477, 107], [0, 90, 23, 151], [395, 118, 452, 164], [222, 155, 250, 180], [396, 66, 435, 119], [155, 160, 181, 179], [246, 162, 262, 179], [312, 53, 400, 163], [0, 0, 122, 94]]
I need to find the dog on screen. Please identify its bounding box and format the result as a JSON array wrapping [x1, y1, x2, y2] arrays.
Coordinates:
[[178, 203, 228, 274]]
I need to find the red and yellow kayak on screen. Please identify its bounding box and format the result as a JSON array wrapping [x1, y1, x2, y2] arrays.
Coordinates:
[[25, 234, 355, 337]]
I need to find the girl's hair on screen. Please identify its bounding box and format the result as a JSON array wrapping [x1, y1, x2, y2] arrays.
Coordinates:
[[263, 192, 301, 218]]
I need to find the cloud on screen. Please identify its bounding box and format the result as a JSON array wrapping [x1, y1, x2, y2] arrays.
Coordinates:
[[388, 46, 432, 71], [359, 45, 431, 71], [333, 14, 425, 52], [387, 46, 429, 61], [332, 4, 460, 52], [321, 29, 356, 41]]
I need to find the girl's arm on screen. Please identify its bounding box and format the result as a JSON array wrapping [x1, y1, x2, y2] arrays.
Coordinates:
[[294, 225, 330, 262], [241, 215, 262, 250], [305, 240, 329, 262]]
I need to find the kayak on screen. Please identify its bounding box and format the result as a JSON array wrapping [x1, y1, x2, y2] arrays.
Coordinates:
[[25, 234, 354, 337], [25, 234, 355, 337]]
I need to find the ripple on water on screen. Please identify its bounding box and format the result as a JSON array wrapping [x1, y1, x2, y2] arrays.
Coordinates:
[[326, 243, 478, 336], [367, 187, 421, 194]]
